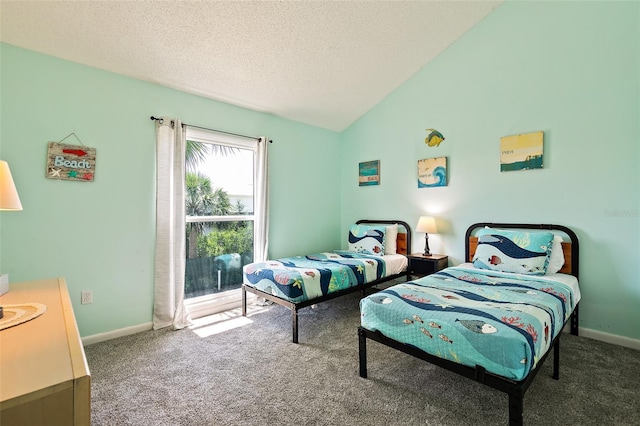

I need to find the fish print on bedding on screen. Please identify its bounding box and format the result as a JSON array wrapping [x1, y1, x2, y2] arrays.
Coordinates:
[[243, 251, 386, 303], [360, 266, 578, 381]]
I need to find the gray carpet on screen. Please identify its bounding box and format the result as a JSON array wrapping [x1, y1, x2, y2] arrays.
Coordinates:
[[85, 292, 640, 425]]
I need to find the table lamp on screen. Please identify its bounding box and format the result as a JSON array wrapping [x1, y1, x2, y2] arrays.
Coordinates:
[[416, 216, 437, 256], [0, 160, 22, 314], [0, 160, 22, 212]]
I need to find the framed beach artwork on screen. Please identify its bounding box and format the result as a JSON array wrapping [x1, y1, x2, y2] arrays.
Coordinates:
[[500, 131, 543, 172], [359, 160, 380, 186], [418, 157, 447, 188]]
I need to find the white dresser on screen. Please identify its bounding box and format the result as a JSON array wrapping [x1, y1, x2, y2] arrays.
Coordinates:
[[0, 277, 91, 425]]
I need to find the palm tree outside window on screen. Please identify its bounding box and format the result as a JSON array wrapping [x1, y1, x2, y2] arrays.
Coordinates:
[[183, 129, 262, 318]]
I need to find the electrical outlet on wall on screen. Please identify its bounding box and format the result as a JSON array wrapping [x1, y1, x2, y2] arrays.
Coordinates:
[[81, 290, 93, 305], [0, 274, 9, 296]]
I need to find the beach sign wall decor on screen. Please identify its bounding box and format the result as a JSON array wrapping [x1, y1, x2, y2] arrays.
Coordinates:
[[46, 142, 96, 182]]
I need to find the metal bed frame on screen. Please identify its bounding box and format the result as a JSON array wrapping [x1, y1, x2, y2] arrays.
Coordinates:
[[358, 222, 579, 425], [242, 219, 412, 343]]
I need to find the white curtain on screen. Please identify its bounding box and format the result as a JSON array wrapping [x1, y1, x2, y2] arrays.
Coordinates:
[[254, 136, 270, 262], [153, 117, 192, 330]]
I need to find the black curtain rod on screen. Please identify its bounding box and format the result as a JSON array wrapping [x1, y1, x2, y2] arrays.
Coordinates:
[[150, 116, 272, 143]]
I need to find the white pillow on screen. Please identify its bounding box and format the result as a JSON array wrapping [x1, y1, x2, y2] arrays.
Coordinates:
[[385, 224, 398, 255], [546, 235, 565, 274]]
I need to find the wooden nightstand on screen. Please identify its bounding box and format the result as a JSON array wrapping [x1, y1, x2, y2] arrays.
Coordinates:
[[407, 253, 448, 279]]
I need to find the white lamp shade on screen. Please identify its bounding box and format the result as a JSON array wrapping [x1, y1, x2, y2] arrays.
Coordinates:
[[0, 160, 23, 211], [416, 216, 437, 234]]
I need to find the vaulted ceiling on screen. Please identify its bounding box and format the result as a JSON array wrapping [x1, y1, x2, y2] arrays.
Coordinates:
[[0, 1, 502, 132]]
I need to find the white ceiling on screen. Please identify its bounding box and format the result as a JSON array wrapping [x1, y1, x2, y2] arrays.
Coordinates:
[[0, 1, 502, 132]]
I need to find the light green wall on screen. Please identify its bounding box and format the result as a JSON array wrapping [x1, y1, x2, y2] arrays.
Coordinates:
[[1, 1, 638, 342], [0, 43, 341, 336], [341, 1, 640, 340]]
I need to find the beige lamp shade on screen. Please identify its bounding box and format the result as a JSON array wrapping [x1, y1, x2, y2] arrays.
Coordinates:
[[0, 160, 23, 211], [416, 216, 437, 234]]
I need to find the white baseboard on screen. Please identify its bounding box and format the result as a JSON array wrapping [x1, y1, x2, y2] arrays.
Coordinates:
[[577, 327, 640, 351], [81, 321, 640, 352], [82, 322, 153, 346]]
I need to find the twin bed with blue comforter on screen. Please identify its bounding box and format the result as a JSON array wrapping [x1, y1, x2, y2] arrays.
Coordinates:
[[358, 222, 580, 425], [360, 264, 579, 381], [244, 251, 388, 304], [242, 220, 411, 343]]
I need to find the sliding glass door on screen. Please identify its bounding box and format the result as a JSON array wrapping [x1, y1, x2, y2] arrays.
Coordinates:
[[183, 127, 257, 318]]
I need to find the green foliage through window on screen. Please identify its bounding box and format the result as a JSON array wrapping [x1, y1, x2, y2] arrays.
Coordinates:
[[184, 139, 252, 298]]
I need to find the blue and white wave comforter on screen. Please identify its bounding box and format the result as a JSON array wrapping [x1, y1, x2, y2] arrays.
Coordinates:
[[360, 266, 580, 381], [243, 251, 387, 304]]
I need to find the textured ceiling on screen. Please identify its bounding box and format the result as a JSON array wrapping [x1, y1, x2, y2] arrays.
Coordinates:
[[0, 1, 502, 132]]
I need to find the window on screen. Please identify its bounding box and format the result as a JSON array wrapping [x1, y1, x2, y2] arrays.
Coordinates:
[[183, 127, 261, 318]]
